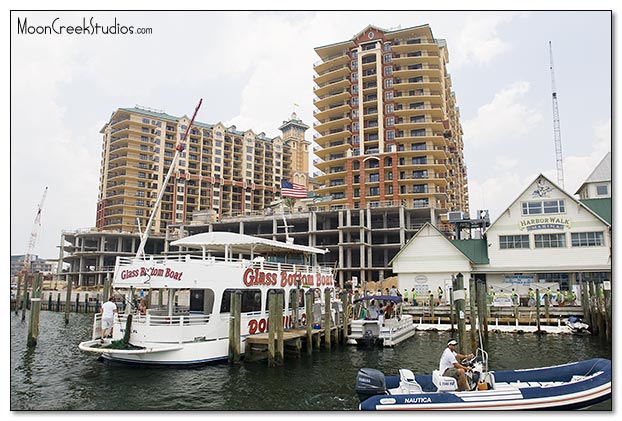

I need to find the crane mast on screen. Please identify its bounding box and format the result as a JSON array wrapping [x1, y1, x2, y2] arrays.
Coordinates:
[[23, 187, 48, 274], [549, 41, 565, 189], [135, 99, 203, 258]]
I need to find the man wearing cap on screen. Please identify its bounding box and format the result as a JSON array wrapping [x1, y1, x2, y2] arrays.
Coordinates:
[[439, 339, 474, 391]]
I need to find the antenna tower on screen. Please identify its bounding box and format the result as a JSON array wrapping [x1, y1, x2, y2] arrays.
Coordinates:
[[549, 41, 565, 189]]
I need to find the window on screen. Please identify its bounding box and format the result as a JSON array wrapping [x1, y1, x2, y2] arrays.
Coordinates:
[[383, 66, 393, 76], [384, 78, 393, 88], [411, 142, 426, 151], [220, 288, 262, 313], [369, 187, 380, 196], [369, 173, 379, 182], [596, 185, 609, 195], [499, 235, 530, 249], [534, 233, 566, 248], [571, 232, 604, 247], [521, 199, 565, 215]]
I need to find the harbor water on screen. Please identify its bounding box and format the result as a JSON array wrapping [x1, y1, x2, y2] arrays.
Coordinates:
[[10, 311, 612, 411]]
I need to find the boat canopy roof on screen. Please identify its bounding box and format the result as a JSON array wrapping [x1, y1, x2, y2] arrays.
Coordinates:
[[170, 231, 328, 255], [354, 295, 403, 304]]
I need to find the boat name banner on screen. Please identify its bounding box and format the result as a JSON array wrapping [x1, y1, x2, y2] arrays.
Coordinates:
[[121, 267, 183, 281], [243, 268, 333, 288], [519, 216, 571, 231]]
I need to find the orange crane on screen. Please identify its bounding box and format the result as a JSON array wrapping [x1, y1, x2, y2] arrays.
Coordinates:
[[22, 187, 48, 275]]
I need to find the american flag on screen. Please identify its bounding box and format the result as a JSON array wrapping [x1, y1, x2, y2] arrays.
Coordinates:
[[281, 179, 307, 198]]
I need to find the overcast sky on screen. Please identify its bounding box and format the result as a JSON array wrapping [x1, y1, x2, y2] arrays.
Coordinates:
[[8, 6, 615, 260]]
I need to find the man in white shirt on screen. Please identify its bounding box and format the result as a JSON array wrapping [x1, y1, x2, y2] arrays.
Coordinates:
[[439, 339, 474, 391], [101, 296, 118, 340]]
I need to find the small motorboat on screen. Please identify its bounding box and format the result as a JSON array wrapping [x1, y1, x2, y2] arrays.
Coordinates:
[[355, 349, 611, 410], [565, 316, 590, 334], [349, 295, 416, 347]]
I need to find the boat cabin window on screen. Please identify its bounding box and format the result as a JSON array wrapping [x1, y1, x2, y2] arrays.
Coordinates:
[[288, 289, 305, 308], [189, 289, 215, 315], [264, 288, 286, 310], [220, 288, 262, 313]]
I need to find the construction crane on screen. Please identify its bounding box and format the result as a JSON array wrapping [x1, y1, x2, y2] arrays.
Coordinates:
[[22, 186, 48, 274], [135, 99, 203, 258], [549, 41, 565, 189]]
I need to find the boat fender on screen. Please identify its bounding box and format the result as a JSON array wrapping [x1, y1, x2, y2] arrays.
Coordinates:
[[477, 381, 488, 391]]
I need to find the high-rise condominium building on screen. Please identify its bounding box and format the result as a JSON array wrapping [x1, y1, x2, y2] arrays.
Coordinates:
[[312, 24, 468, 215], [96, 107, 310, 233]]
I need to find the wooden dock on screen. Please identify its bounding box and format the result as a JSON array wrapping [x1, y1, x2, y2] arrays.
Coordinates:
[[244, 325, 341, 360]]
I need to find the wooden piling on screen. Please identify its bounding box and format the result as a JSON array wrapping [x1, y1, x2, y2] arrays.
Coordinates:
[[544, 290, 550, 322], [122, 314, 133, 345], [476, 279, 487, 334], [84, 293, 89, 313], [27, 273, 43, 347], [323, 288, 332, 350], [228, 290, 242, 364], [276, 292, 284, 365], [453, 273, 467, 353], [340, 291, 349, 345], [292, 288, 299, 329], [21, 275, 29, 321], [14, 275, 23, 314], [535, 289, 541, 333], [468, 277, 477, 351], [64, 279, 72, 324], [268, 291, 277, 366], [56, 293, 61, 312], [580, 275, 591, 329], [449, 286, 455, 332], [305, 289, 313, 355], [603, 280, 611, 341]]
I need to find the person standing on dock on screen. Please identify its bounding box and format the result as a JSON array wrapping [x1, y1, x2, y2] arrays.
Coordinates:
[[412, 288, 418, 306], [439, 339, 474, 392], [100, 296, 118, 340], [437, 286, 443, 305], [403, 288, 409, 303]]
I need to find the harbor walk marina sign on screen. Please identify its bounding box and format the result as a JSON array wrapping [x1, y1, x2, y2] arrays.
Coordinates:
[[519, 216, 571, 231]]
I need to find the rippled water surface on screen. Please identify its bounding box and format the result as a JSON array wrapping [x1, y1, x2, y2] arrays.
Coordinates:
[[10, 311, 612, 411]]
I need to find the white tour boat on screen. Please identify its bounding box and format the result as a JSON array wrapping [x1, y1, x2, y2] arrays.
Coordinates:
[[78, 231, 335, 365]]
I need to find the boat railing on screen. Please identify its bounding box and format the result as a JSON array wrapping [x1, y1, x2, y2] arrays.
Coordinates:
[[119, 312, 212, 326], [116, 254, 333, 275]]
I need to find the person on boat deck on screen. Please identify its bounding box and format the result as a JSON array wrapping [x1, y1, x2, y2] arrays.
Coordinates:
[[403, 288, 409, 303], [368, 300, 379, 320], [389, 285, 398, 297], [100, 296, 118, 340], [437, 286, 443, 305], [383, 301, 395, 319], [439, 339, 474, 392], [137, 299, 147, 315], [412, 288, 418, 306]]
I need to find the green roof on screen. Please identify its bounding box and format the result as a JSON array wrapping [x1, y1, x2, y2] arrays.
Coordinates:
[[580, 198, 612, 225], [450, 239, 489, 264]]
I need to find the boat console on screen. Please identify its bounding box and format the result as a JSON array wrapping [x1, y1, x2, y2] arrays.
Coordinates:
[[432, 370, 458, 391]]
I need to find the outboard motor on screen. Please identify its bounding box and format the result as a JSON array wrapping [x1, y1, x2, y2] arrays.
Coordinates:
[[355, 368, 387, 402]]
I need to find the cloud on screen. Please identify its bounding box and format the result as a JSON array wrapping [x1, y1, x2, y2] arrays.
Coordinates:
[[462, 81, 543, 148], [450, 12, 525, 68]]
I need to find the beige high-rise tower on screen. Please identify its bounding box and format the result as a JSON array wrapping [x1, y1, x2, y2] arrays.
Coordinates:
[[312, 24, 468, 214], [96, 107, 310, 233]]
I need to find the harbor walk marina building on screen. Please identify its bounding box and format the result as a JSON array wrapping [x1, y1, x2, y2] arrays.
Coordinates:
[[391, 174, 611, 302]]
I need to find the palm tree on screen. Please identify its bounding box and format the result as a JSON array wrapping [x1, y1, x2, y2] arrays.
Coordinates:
[[283, 197, 297, 212]]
